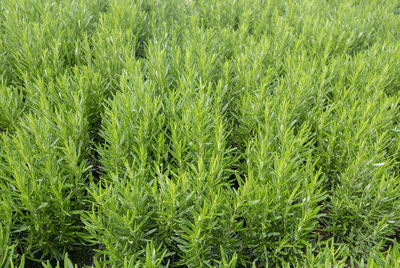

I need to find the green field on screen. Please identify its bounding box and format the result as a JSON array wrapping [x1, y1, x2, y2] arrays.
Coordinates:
[[1, 0, 400, 267]]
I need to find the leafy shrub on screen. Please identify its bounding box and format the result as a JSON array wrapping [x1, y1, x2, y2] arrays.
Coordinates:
[[1, 0, 400, 266]]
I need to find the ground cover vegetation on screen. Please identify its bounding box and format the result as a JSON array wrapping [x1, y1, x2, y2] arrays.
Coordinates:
[[1, 0, 400, 266]]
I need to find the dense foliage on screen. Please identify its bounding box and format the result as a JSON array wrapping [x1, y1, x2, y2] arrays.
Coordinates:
[[1, 0, 400, 266]]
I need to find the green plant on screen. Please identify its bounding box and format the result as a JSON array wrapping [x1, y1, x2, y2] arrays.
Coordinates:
[[1, 0, 400, 266]]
